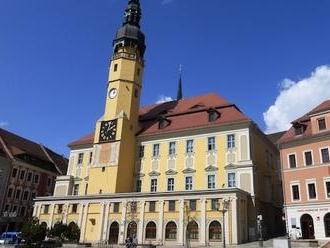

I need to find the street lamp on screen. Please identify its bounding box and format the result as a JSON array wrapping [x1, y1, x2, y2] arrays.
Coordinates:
[[217, 199, 230, 248]]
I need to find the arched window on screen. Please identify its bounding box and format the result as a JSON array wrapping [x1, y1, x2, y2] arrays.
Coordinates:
[[300, 214, 315, 239], [145, 221, 157, 240], [209, 221, 222, 241], [165, 221, 177, 240], [127, 221, 137, 238], [187, 221, 199, 240], [324, 213, 330, 237]]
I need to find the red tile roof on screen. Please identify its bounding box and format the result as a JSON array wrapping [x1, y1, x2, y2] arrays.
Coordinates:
[[278, 99, 330, 144], [0, 128, 68, 174], [69, 93, 250, 147]]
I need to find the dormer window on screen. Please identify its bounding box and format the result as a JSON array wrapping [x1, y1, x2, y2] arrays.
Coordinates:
[[294, 123, 305, 136], [158, 117, 171, 129], [318, 118, 326, 131], [208, 109, 220, 122]]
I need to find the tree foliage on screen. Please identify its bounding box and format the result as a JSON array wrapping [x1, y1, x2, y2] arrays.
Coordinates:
[[49, 221, 80, 242], [21, 218, 47, 244]]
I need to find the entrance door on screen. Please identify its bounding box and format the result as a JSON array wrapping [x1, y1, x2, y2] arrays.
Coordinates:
[[300, 214, 315, 239], [127, 221, 137, 239], [109, 222, 119, 244]]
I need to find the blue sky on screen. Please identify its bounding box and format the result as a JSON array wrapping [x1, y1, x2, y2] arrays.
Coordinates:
[[0, 0, 330, 155]]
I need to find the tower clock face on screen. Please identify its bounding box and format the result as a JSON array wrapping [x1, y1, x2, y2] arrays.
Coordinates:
[[108, 88, 118, 99], [99, 119, 117, 143]]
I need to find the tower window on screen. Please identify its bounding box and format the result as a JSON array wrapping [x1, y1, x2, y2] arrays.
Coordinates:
[[137, 68, 141, 76], [114, 64, 118, 72], [134, 88, 139, 98]]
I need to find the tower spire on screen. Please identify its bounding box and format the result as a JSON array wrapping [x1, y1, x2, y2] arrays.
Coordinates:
[[177, 64, 183, 101], [123, 0, 142, 27]]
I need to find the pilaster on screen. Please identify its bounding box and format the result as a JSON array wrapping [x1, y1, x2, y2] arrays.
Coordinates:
[[98, 202, 106, 242], [49, 204, 55, 228], [80, 203, 89, 243], [119, 201, 127, 244], [178, 199, 185, 246], [102, 202, 111, 241], [138, 201, 145, 244], [158, 200, 165, 244], [231, 197, 238, 244], [200, 198, 207, 246], [63, 203, 69, 224]]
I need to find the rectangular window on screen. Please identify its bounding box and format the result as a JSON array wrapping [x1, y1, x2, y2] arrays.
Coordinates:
[[73, 184, 79, 195], [44, 205, 49, 214], [34, 174, 39, 184], [23, 191, 29, 201], [113, 203, 120, 213], [4, 205, 10, 212], [289, 154, 297, 168], [114, 64, 118, 72], [168, 200, 176, 212], [321, 148, 330, 164], [15, 189, 21, 200], [326, 181, 330, 198], [149, 201, 156, 212], [89, 152, 93, 164], [228, 173, 236, 187], [318, 118, 327, 131], [292, 185, 300, 201], [208, 137, 216, 151], [72, 204, 78, 213], [57, 204, 63, 214], [31, 192, 36, 200], [139, 145, 145, 159], [186, 140, 194, 153], [185, 176, 193, 191], [12, 168, 18, 178], [304, 151, 313, 166], [189, 200, 197, 211], [136, 180, 142, 192], [78, 153, 84, 164], [208, 175, 216, 189], [151, 179, 157, 192], [167, 178, 175, 191], [211, 199, 219, 211], [169, 142, 176, 156], [27, 172, 32, 181], [20, 207, 26, 217], [308, 183, 317, 199], [153, 144, 160, 157], [7, 188, 13, 198], [20, 170, 25, 180], [227, 134, 235, 149]]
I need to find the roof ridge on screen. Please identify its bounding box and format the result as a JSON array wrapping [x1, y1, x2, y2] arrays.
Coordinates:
[[39, 144, 63, 174]]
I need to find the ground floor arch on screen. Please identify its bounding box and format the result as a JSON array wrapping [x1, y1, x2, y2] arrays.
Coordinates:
[[127, 221, 137, 239], [187, 220, 199, 241], [145, 221, 157, 240], [209, 220, 222, 241], [300, 214, 315, 239], [109, 221, 119, 244], [165, 221, 177, 240]]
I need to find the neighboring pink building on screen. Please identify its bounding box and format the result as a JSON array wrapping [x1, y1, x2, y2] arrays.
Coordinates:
[[278, 100, 330, 240]]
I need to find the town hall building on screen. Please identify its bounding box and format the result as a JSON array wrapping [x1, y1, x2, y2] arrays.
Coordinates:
[[33, 0, 284, 246]]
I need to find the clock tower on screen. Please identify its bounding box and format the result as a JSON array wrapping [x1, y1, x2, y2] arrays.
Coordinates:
[[88, 0, 146, 194]]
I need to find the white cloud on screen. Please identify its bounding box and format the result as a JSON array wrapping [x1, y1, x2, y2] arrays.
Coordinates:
[[264, 65, 330, 134], [0, 121, 8, 128], [162, 0, 175, 5], [156, 95, 173, 104]]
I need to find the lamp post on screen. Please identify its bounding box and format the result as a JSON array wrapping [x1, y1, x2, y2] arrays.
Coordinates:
[[217, 199, 230, 248]]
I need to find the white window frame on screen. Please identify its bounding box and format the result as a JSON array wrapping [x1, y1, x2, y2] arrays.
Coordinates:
[[306, 179, 318, 201], [227, 134, 235, 149], [169, 142, 176, 156], [150, 178, 158, 192], [153, 144, 160, 157], [324, 177, 330, 199], [167, 178, 175, 192], [303, 150, 314, 166], [290, 182, 301, 202], [228, 172, 236, 188], [317, 117, 327, 131], [138, 145, 145, 159], [287, 153, 297, 169], [186, 139, 194, 153], [207, 137, 216, 151], [185, 176, 193, 191], [207, 174, 216, 189], [320, 147, 330, 164], [77, 153, 84, 165]]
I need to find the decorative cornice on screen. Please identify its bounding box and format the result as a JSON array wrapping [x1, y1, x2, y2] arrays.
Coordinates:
[[204, 165, 218, 172], [148, 171, 160, 177], [165, 169, 178, 175], [182, 168, 196, 174]]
